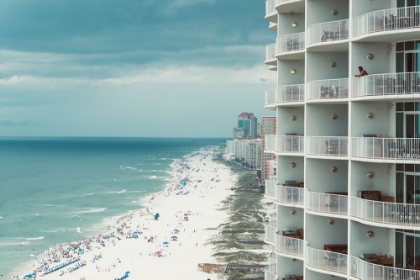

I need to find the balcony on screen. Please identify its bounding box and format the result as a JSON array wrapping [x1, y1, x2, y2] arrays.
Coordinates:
[[276, 185, 304, 206], [265, 263, 277, 280], [307, 136, 348, 158], [307, 19, 349, 46], [266, 43, 277, 65], [352, 137, 420, 161], [350, 256, 420, 280], [265, 85, 305, 107], [307, 78, 349, 101], [265, 0, 278, 21], [265, 134, 304, 155], [265, 221, 277, 244], [276, 32, 305, 55], [306, 246, 347, 275], [265, 178, 277, 198], [352, 72, 420, 99], [275, 235, 304, 258], [353, 6, 420, 41], [351, 196, 420, 228], [306, 191, 348, 216]]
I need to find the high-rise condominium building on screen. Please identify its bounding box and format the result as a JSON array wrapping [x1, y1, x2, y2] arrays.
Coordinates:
[[262, 116, 277, 180], [238, 112, 258, 138], [263, 1, 420, 280]]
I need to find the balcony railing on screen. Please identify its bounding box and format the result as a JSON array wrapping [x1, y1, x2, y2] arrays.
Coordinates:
[[352, 137, 420, 160], [265, 178, 277, 198], [265, 89, 276, 107], [306, 191, 348, 215], [265, 134, 304, 154], [351, 196, 420, 227], [308, 19, 349, 46], [265, 222, 277, 244], [307, 78, 349, 100], [266, 85, 305, 106], [350, 256, 420, 280], [265, 263, 277, 280], [277, 32, 305, 53], [276, 186, 304, 206], [275, 235, 304, 258], [352, 72, 420, 98], [353, 6, 420, 38], [266, 43, 276, 62], [278, 84, 305, 103], [265, 0, 278, 17], [307, 136, 348, 157], [306, 246, 347, 275]]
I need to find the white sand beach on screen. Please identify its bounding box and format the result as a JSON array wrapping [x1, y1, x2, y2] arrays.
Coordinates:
[[16, 149, 236, 280]]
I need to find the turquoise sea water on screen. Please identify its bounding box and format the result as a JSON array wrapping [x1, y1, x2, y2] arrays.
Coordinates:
[[0, 137, 224, 278]]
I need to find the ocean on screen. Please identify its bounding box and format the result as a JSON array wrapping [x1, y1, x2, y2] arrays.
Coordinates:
[[0, 137, 225, 278]]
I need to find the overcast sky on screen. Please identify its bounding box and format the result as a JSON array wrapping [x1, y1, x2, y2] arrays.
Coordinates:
[[0, 0, 276, 138]]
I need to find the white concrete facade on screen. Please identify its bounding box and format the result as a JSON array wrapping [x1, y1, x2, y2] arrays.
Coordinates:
[[263, 1, 420, 280]]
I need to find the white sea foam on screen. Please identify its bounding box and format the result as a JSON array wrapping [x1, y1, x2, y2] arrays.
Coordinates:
[[41, 204, 66, 207], [0, 242, 30, 246], [68, 215, 80, 218], [76, 227, 82, 233], [81, 193, 94, 197], [34, 213, 40, 216], [148, 175, 158, 179], [105, 190, 126, 194], [73, 208, 107, 215]]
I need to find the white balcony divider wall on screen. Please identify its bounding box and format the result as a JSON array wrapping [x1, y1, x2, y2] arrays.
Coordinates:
[[263, 1, 420, 280]]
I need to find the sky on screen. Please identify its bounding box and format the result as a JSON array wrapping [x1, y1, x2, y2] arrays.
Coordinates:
[[0, 0, 276, 138]]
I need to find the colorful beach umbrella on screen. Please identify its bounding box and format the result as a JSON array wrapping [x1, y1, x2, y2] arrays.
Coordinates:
[[163, 241, 169, 244]]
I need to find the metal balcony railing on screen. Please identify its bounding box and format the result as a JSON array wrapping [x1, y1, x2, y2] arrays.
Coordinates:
[[351, 196, 420, 227], [265, 89, 276, 107], [306, 246, 348, 275], [266, 43, 276, 62], [278, 85, 305, 103], [265, 0, 279, 17], [352, 72, 420, 98], [308, 19, 349, 46], [306, 191, 348, 215], [275, 235, 304, 257], [307, 136, 348, 157], [265, 135, 304, 154], [352, 137, 420, 160], [276, 186, 304, 206], [265, 263, 277, 280], [265, 222, 277, 244], [265, 178, 277, 198], [353, 6, 420, 38], [276, 32, 305, 53], [307, 78, 349, 100], [350, 256, 420, 279]]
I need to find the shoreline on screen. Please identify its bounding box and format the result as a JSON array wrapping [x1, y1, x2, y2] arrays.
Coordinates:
[[13, 146, 236, 280]]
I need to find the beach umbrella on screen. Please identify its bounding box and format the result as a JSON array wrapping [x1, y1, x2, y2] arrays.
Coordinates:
[[125, 271, 130, 274], [173, 228, 178, 231], [171, 235, 177, 238], [163, 241, 169, 245]]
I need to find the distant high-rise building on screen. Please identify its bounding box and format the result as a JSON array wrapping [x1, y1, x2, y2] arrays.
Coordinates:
[[261, 116, 276, 180], [233, 127, 246, 139], [237, 112, 258, 138]]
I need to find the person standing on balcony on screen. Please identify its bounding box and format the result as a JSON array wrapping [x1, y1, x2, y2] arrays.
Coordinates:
[[355, 66, 368, 77]]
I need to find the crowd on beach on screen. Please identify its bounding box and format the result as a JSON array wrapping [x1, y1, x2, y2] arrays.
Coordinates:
[[12, 147, 236, 280]]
